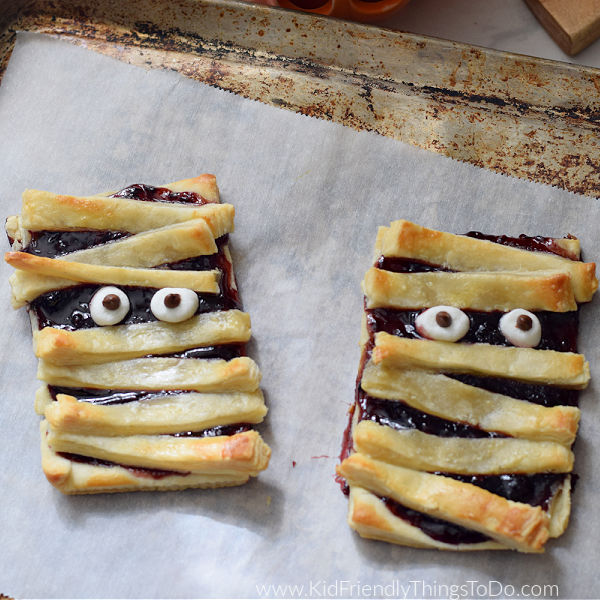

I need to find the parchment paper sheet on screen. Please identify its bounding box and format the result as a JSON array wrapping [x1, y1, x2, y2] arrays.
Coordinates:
[[1, 33, 599, 600]]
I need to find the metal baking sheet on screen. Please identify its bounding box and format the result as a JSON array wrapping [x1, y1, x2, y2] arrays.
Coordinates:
[[2, 0, 600, 198], [1, 4, 600, 600]]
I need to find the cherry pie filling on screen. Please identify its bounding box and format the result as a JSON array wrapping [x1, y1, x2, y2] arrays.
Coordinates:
[[344, 232, 580, 544]]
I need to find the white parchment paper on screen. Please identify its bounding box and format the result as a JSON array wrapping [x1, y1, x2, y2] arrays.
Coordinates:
[[1, 33, 599, 600]]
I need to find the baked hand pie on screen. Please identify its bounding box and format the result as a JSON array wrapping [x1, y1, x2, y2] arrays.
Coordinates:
[[336, 220, 597, 553], [6, 176, 270, 493]]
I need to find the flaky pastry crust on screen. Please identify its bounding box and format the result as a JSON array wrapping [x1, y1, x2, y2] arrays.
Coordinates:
[[372, 332, 590, 388], [35, 310, 251, 365], [338, 453, 549, 553], [363, 268, 577, 312], [353, 420, 573, 474], [376, 220, 597, 302], [361, 361, 579, 445]]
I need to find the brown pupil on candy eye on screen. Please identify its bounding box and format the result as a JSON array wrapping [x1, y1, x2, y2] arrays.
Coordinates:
[[164, 293, 181, 308], [102, 294, 121, 310], [516, 314, 533, 331], [436, 311, 452, 328]]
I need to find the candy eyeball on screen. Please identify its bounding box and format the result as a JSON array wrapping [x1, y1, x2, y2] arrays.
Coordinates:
[[499, 309, 542, 348], [150, 288, 199, 323], [415, 306, 470, 342], [89, 286, 130, 326]]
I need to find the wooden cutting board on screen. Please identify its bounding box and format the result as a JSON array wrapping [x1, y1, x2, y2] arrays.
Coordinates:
[[525, 0, 600, 55]]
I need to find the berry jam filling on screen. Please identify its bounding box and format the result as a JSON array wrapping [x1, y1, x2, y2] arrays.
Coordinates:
[[380, 496, 491, 544], [434, 472, 566, 510], [57, 453, 191, 480], [111, 183, 209, 205], [448, 373, 579, 407], [366, 308, 578, 352], [25, 230, 130, 257], [29, 285, 233, 330], [48, 386, 185, 406], [376, 472, 566, 545], [464, 232, 576, 260], [357, 390, 506, 439]]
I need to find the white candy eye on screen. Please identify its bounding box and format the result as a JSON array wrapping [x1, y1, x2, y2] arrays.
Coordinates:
[[150, 288, 199, 323], [89, 286, 130, 326], [499, 309, 541, 348], [415, 306, 470, 342]]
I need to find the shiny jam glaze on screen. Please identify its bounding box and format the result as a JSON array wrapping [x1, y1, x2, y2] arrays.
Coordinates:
[[111, 183, 209, 205], [448, 373, 579, 407], [380, 496, 491, 544], [366, 308, 578, 352], [25, 230, 130, 257], [29, 285, 233, 330], [357, 390, 506, 438], [465, 231, 576, 260], [57, 452, 191, 479], [436, 472, 566, 510]]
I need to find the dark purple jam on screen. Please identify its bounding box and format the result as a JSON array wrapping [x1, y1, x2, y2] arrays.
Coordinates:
[[375, 256, 454, 273], [435, 472, 566, 510], [448, 373, 579, 407], [156, 343, 245, 361], [57, 452, 190, 479], [366, 308, 578, 353], [111, 183, 209, 205], [357, 390, 505, 438], [48, 386, 186, 405], [381, 496, 490, 544], [24, 230, 130, 257], [164, 236, 241, 309], [377, 232, 579, 275], [29, 285, 230, 330], [172, 423, 251, 437], [464, 232, 576, 260]]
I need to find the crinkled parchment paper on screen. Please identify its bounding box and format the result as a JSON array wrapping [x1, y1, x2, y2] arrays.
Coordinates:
[[1, 32, 599, 600]]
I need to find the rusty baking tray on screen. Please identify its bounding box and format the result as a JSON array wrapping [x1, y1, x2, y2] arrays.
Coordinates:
[[2, 0, 600, 196]]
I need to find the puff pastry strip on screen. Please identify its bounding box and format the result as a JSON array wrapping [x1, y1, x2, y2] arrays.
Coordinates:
[[38, 356, 261, 393], [10, 218, 223, 302], [45, 390, 267, 436], [372, 332, 590, 388], [8, 175, 221, 247], [45, 422, 271, 475], [21, 190, 234, 235], [41, 428, 251, 495], [34, 310, 251, 365], [375, 220, 597, 302], [361, 362, 579, 445], [347, 481, 571, 550], [7, 252, 219, 307], [337, 453, 549, 553], [348, 487, 506, 550], [353, 420, 573, 474], [363, 268, 577, 312]]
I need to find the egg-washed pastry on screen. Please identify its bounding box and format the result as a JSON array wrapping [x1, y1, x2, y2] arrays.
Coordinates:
[[337, 220, 597, 553], [6, 176, 270, 494]]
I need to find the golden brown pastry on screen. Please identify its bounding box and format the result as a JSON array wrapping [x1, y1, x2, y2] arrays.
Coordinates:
[[337, 221, 596, 552], [7, 176, 270, 494]]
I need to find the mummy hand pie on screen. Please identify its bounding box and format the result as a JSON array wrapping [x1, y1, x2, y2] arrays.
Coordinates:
[[6, 176, 271, 493], [337, 220, 597, 553]]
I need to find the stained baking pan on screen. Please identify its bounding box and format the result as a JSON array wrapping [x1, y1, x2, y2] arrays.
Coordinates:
[[2, 0, 600, 197], [2, 2, 600, 599]]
